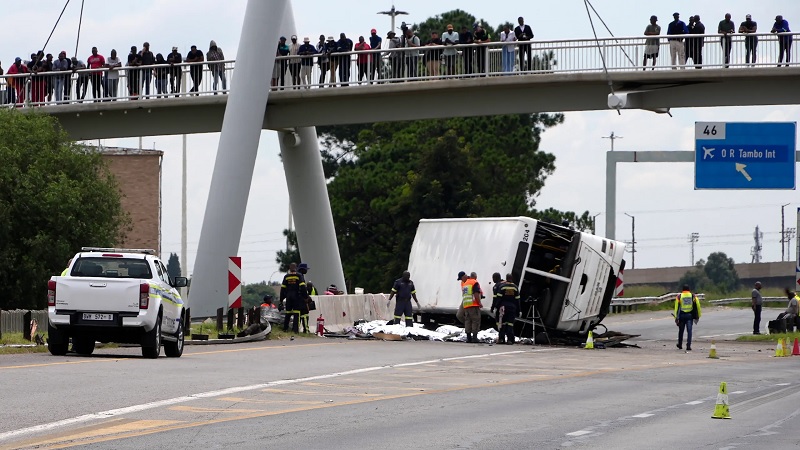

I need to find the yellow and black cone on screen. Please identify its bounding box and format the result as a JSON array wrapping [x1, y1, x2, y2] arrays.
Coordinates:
[[708, 340, 718, 359], [711, 381, 731, 419], [584, 330, 594, 349]]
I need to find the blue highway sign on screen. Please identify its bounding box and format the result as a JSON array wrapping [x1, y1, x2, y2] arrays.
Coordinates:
[[695, 122, 796, 190]]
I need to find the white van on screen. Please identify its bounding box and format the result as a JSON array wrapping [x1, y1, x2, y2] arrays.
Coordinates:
[[408, 217, 626, 336]]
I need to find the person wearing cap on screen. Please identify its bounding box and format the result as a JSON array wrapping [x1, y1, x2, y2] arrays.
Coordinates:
[[460, 271, 483, 343], [739, 14, 758, 65], [288, 35, 302, 89], [298, 37, 317, 88], [52, 51, 72, 103], [280, 263, 307, 333], [297, 263, 316, 333], [441, 24, 459, 76], [167, 46, 183, 97], [104, 49, 122, 100], [386, 271, 419, 327], [5, 57, 28, 105], [771, 15, 792, 66], [385, 30, 403, 81], [717, 13, 735, 68], [686, 15, 705, 69], [354, 36, 371, 84], [642, 15, 661, 70], [368, 28, 382, 82], [667, 12, 688, 69], [139, 42, 156, 96], [335, 33, 354, 86], [206, 40, 227, 93], [515, 17, 534, 71], [751, 281, 763, 334]]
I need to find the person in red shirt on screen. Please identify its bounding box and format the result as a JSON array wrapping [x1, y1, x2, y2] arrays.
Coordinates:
[[86, 47, 106, 102], [6, 57, 29, 106], [354, 36, 371, 84]]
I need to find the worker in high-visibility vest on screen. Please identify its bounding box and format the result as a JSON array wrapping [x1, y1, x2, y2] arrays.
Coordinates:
[[460, 271, 483, 343], [280, 263, 307, 333], [674, 284, 701, 351]]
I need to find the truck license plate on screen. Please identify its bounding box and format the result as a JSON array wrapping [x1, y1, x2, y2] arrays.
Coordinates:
[[82, 313, 113, 321]]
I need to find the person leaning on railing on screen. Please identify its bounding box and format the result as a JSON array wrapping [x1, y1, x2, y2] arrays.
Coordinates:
[[771, 15, 792, 66], [424, 31, 443, 77]]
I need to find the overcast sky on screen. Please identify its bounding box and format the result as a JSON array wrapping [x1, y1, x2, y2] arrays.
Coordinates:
[[3, 0, 799, 284]]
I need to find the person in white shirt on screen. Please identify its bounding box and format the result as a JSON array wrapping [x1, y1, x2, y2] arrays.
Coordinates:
[[104, 49, 122, 100], [441, 24, 459, 76], [500, 25, 517, 73]]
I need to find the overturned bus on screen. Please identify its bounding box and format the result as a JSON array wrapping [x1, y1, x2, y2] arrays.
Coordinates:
[[408, 217, 626, 338]]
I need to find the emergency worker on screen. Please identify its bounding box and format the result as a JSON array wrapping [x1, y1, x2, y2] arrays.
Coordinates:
[[674, 284, 701, 351], [297, 263, 316, 333], [782, 288, 800, 332], [496, 273, 521, 344], [280, 263, 307, 333], [386, 271, 420, 326], [490, 273, 503, 332], [260, 294, 277, 325], [460, 271, 483, 343]]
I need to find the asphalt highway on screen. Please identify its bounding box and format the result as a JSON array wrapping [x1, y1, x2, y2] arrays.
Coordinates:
[[1, 307, 798, 450]]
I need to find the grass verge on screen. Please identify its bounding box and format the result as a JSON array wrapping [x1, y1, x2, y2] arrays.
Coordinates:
[[0, 332, 49, 354], [737, 331, 800, 343]]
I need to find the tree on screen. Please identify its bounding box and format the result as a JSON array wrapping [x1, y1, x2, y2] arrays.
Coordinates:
[[166, 252, 181, 278], [0, 110, 128, 310], [678, 252, 740, 293], [275, 229, 300, 272], [241, 281, 277, 309], [319, 113, 576, 292]]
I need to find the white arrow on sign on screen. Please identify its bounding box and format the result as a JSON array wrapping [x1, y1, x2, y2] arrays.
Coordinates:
[[735, 163, 752, 181], [703, 147, 715, 159]]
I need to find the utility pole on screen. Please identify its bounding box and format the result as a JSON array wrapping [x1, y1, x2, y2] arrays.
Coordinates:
[[624, 213, 635, 269], [602, 131, 623, 152], [592, 213, 601, 235], [377, 4, 409, 34], [181, 134, 187, 299], [688, 232, 699, 265], [751, 225, 763, 263], [781, 203, 790, 261]]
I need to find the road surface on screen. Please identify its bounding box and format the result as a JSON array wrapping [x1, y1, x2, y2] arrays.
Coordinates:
[[1, 307, 797, 449]]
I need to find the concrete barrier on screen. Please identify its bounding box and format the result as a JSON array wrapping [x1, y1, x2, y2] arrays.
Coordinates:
[[311, 293, 393, 332]]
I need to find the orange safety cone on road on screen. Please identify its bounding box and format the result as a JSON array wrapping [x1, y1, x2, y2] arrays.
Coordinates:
[[792, 338, 800, 356], [708, 340, 718, 359], [711, 381, 731, 419], [584, 330, 594, 349], [775, 339, 784, 357]]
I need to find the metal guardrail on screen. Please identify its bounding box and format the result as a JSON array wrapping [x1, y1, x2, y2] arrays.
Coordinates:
[[1, 32, 797, 107], [610, 292, 706, 307]]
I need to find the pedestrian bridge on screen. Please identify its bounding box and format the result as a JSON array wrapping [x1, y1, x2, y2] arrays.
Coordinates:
[[4, 32, 798, 140]]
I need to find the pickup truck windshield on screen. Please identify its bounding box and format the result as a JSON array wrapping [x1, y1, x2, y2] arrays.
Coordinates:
[[70, 257, 153, 279]]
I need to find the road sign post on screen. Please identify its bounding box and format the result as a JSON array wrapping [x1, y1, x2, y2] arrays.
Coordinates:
[[695, 122, 796, 190]]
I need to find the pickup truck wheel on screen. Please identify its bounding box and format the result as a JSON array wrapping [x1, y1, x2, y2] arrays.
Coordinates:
[[142, 317, 162, 359], [47, 324, 69, 356], [72, 336, 96, 355], [164, 316, 184, 358]]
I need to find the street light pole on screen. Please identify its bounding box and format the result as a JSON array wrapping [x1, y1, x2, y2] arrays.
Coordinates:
[[624, 213, 635, 269], [781, 203, 790, 261], [377, 4, 409, 34], [602, 131, 623, 152], [592, 213, 601, 235]]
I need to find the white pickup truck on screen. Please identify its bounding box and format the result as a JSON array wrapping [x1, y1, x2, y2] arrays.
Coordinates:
[[47, 247, 188, 358]]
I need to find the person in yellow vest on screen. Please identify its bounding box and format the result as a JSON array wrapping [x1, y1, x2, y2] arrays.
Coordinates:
[[60, 258, 73, 276], [782, 288, 800, 332], [674, 284, 701, 351], [459, 271, 483, 343]]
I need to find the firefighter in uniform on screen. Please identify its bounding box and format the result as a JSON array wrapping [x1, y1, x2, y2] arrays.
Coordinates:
[[386, 271, 420, 326], [674, 284, 701, 351], [280, 263, 307, 333], [495, 273, 521, 345], [297, 263, 316, 333], [490, 273, 504, 338]]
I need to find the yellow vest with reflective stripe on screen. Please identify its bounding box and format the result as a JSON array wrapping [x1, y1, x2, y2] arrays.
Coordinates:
[[678, 291, 694, 313], [462, 279, 480, 308]]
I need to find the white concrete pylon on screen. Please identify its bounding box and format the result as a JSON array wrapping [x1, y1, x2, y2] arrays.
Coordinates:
[[189, 0, 288, 317]]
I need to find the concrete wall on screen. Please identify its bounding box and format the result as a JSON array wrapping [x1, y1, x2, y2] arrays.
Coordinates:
[[100, 148, 163, 253], [311, 294, 393, 333], [625, 261, 796, 291]]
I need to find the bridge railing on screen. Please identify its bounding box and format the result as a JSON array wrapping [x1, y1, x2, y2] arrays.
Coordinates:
[[1, 32, 796, 107]]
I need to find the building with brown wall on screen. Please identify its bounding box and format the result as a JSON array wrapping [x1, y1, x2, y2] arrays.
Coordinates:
[[99, 147, 163, 253]]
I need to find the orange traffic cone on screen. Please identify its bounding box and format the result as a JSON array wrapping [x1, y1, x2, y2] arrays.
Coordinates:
[[792, 338, 800, 356]]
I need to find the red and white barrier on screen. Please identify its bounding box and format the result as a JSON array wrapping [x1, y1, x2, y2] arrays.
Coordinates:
[[615, 268, 624, 297], [228, 256, 242, 309]]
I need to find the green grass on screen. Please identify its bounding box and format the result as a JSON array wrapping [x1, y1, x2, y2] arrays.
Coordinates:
[[0, 332, 49, 354], [737, 331, 800, 343]]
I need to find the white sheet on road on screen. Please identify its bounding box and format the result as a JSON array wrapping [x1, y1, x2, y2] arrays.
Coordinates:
[[352, 320, 499, 342]]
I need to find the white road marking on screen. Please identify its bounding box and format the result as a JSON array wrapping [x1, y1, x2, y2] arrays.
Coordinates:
[[566, 430, 592, 437], [0, 349, 553, 443], [698, 332, 748, 338], [729, 391, 746, 394], [631, 413, 654, 418], [685, 401, 703, 405], [775, 383, 790, 386]]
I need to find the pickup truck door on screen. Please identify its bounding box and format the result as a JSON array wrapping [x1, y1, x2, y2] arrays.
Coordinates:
[[154, 260, 182, 334]]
